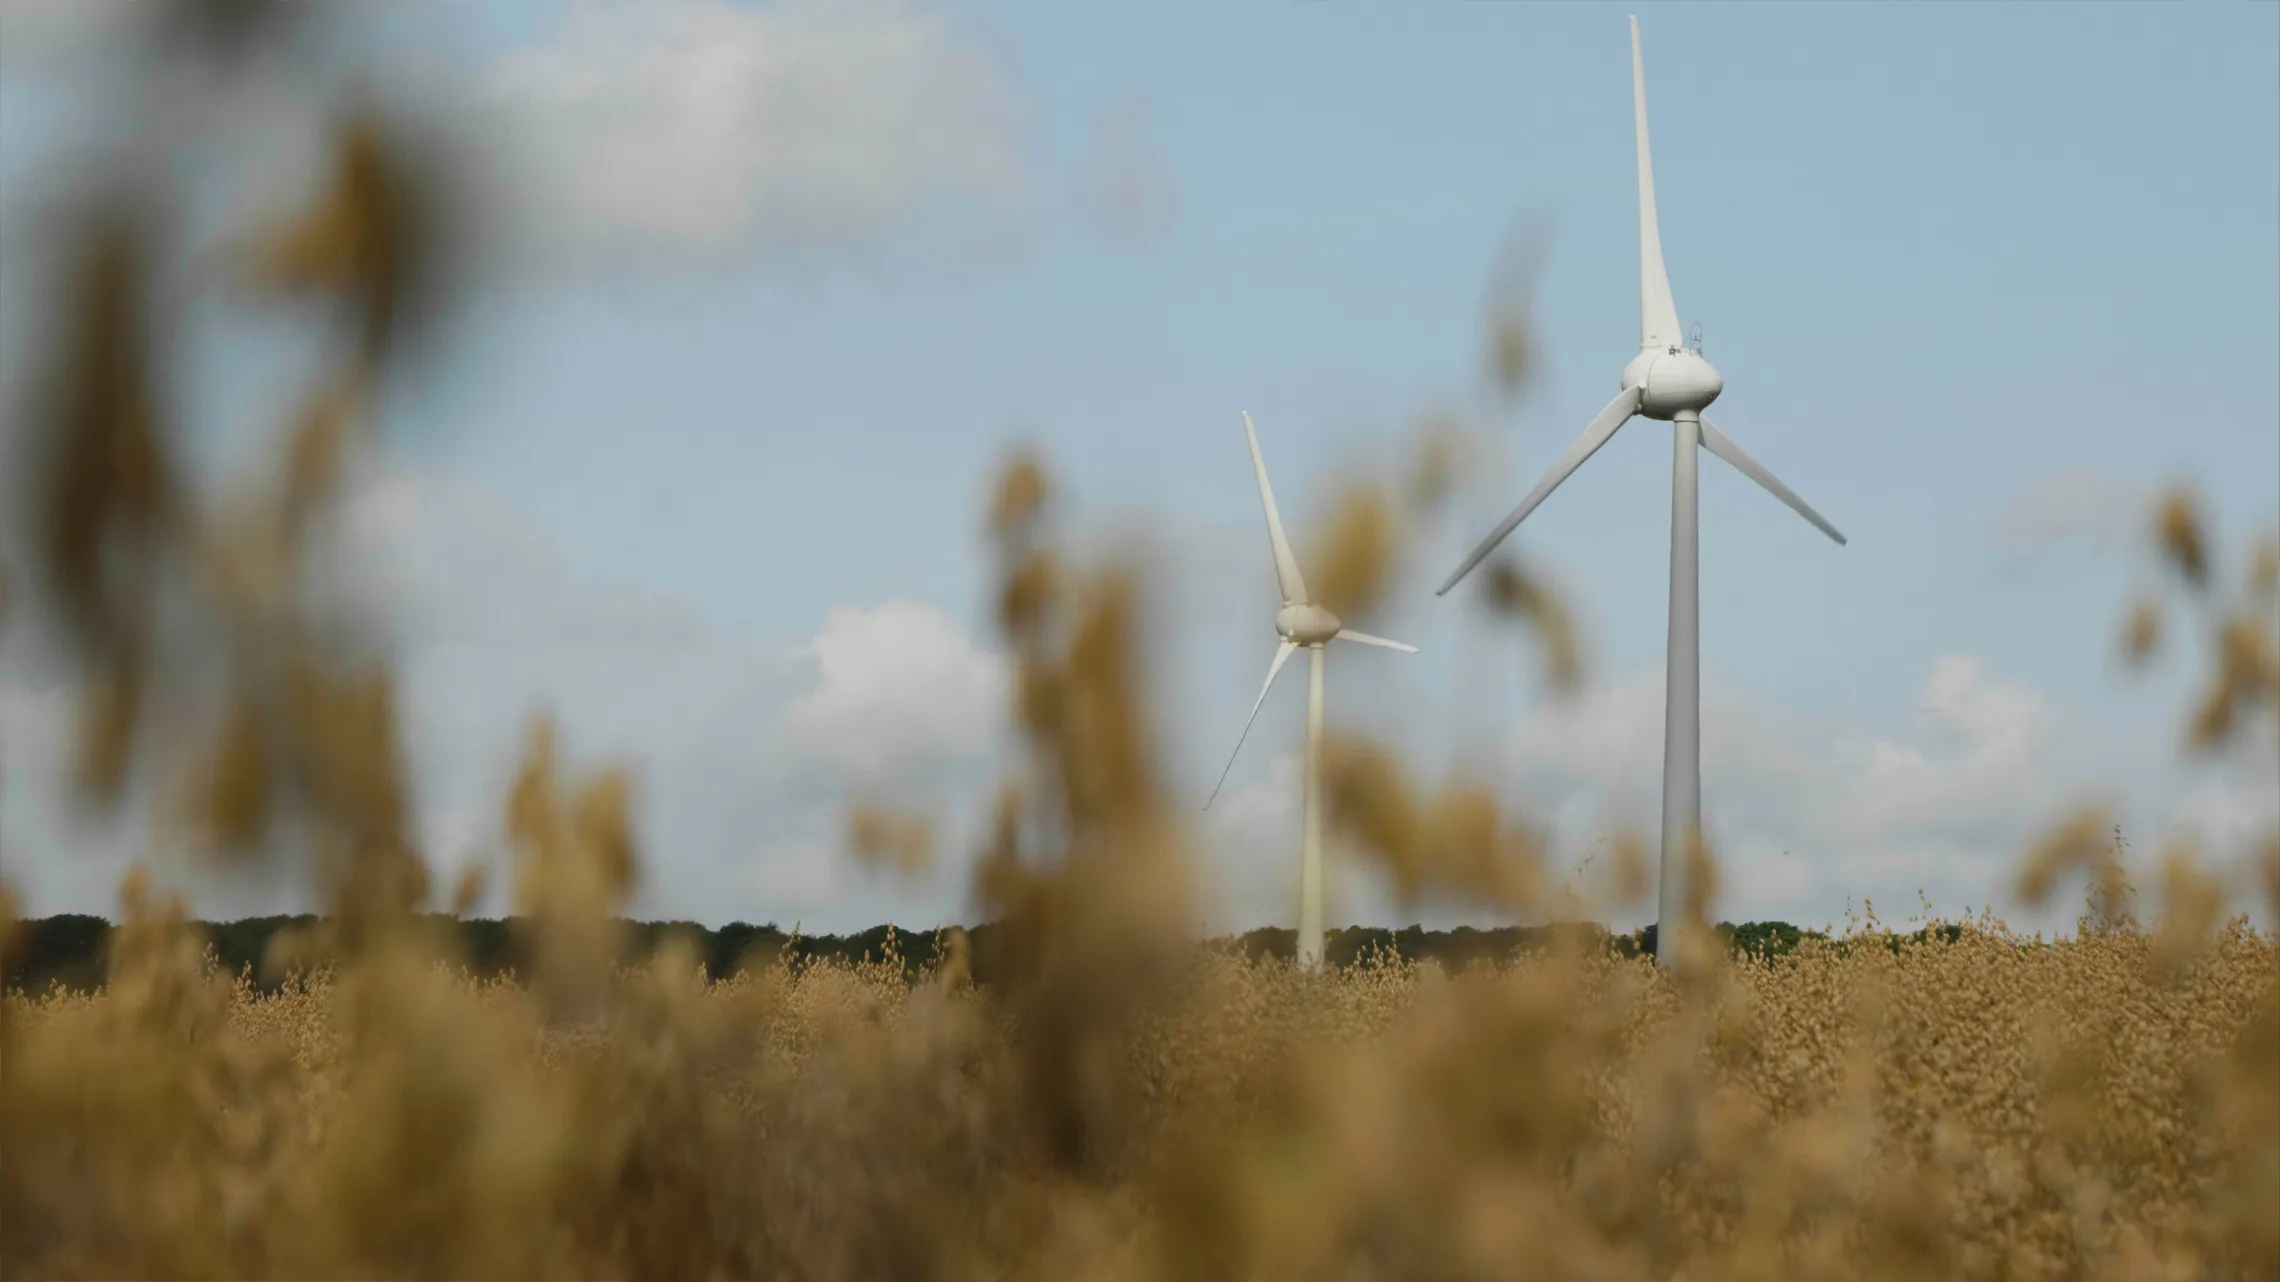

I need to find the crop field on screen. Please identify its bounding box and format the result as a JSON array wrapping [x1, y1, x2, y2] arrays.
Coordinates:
[[2, 4, 2276, 1281], [5, 877, 2278, 1280]]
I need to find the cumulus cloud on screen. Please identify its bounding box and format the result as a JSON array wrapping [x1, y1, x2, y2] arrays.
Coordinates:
[[0, 463, 1007, 930], [481, 0, 1027, 269], [1504, 654, 2064, 922], [2160, 704, 2280, 866], [2167, 776, 2279, 858], [780, 599, 1007, 780], [1198, 750, 1303, 931], [1498, 650, 2280, 932], [1873, 655, 2050, 830], [1081, 93, 1176, 248]]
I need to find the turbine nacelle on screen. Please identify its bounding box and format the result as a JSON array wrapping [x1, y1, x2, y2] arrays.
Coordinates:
[[1274, 603, 1342, 647], [1622, 346, 1724, 421]]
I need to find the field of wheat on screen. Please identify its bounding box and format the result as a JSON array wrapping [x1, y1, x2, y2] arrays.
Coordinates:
[[2, 882, 2277, 1282], [3, 5, 2277, 1280], [5, 846, 2277, 1280]]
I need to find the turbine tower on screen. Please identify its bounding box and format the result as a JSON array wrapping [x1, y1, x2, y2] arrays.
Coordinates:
[[1437, 16, 1846, 968], [1207, 412, 1417, 970]]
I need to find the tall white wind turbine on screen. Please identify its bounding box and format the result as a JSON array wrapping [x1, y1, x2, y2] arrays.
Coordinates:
[[1207, 412, 1417, 970], [1437, 16, 1846, 968]]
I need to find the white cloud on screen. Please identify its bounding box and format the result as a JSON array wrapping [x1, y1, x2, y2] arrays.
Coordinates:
[[1832, 654, 2049, 844], [1498, 651, 2275, 932], [1507, 655, 2059, 924], [1508, 665, 1669, 793], [326, 464, 709, 651], [739, 841, 845, 918], [0, 461, 1008, 931], [1197, 750, 1301, 930], [482, 0, 1027, 268], [2162, 729, 2280, 862], [1994, 466, 2145, 552], [1081, 93, 1176, 248], [780, 599, 1006, 780]]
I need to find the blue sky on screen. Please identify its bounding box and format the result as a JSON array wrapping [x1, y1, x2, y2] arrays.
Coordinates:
[[1, 0, 2274, 937]]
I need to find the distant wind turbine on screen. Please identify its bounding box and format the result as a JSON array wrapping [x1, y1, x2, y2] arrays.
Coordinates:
[[1207, 412, 1417, 970], [1437, 16, 1847, 968]]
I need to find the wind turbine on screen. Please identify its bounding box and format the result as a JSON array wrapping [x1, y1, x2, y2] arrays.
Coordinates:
[[1437, 16, 1846, 968], [1207, 412, 1417, 970]]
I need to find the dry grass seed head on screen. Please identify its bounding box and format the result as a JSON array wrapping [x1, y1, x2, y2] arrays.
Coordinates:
[[2121, 596, 2162, 666], [1305, 482, 1399, 619], [180, 685, 274, 855], [1407, 407, 1471, 513], [1055, 568, 1159, 825], [506, 716, 641, 1020], [1481, 213, 1551, 405], [2154, 487, 2209, 591], [27, 212, 185, 809], [1681, 827, 1722, 928], [248, 108, 443, 367], [278, 377, 365, 535], [449, 861, 488, 917], [1322, 734, 1423, 901], [2017, 805, 2116, 909], [73, 647, 146, 803], [33, 208, 177, 660], [847, 803, 937, 876], [1608, 830, 1652, 908], [988, 451, 1050, 544], [2248, 532, 2279, 605], [2149, 842, 2228, 979], [1483, 558, 1583, 693], [1486, 307, 1534, 402], [999, 548, 1062, 643]]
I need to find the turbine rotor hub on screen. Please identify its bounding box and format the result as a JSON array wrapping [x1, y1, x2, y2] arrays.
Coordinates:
[[1622, 346, 1724, 421], [1275, 603, 1341, 646]]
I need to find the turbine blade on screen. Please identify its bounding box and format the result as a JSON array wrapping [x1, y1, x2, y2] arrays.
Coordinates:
[[1204, 639, 1300, 810], [1335, 629, 1417, 653], [1241, 412, 1309, 607], [1698, 417, 1848, 546], [1631, 16, 1682, 351], [1437, 385, 1643, 595]]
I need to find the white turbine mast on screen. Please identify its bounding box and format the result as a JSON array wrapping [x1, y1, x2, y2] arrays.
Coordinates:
[[1206, 412, 1417, 970], [1436, 16, 1847, 968]]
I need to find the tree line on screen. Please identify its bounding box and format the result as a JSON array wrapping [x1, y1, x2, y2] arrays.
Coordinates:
[[2, 913, 1958, 996]]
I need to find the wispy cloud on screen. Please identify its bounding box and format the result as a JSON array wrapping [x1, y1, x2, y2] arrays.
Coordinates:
[[481, 0, 1029, 272]]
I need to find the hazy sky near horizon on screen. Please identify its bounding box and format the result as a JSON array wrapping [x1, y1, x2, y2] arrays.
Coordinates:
[[1, 0, 2275, 937]]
